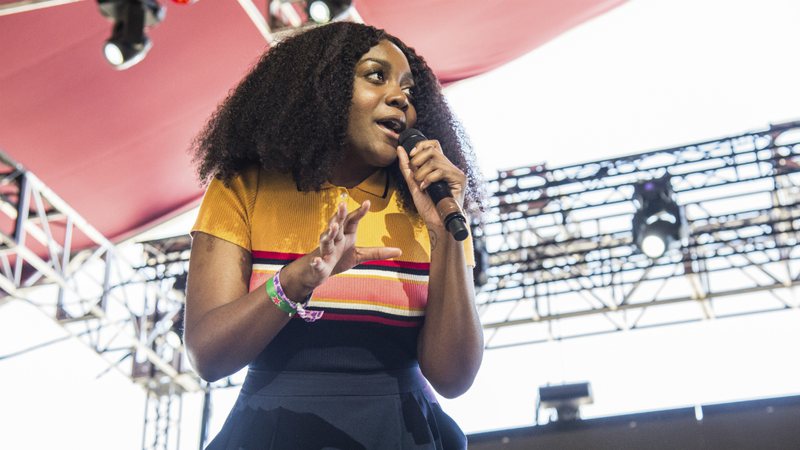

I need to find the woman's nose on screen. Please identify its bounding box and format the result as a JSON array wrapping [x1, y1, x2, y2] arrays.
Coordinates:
[[386, 86, 409, 111]]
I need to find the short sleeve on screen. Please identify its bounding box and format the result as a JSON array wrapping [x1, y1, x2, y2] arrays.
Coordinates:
[[191, 168, 258, 250]]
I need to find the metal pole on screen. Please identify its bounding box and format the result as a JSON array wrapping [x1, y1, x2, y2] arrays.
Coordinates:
[[199, 387, 212, 449], [142, 390, 151, 450], [12, 173, 30, 286]]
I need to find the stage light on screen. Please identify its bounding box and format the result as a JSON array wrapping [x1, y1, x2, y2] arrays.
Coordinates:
[[307, 0, 351, 24], [538, 382, 593, 422], [104, 29, 152, 70], [640, 219, 677, 258], [267, 0, 353, 34], [470, 223, 488, 288], [98, 0, 165, 70], [631, 176, 683, 259]]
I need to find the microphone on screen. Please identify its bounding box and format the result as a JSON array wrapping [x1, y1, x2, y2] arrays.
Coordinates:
[[399, 128, 469, 241]]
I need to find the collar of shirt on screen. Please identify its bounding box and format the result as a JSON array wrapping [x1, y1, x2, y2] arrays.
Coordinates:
[[320, 169, 389, 199]]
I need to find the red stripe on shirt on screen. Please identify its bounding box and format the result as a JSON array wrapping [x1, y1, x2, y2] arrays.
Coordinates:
[[319, 313, 423, 327]]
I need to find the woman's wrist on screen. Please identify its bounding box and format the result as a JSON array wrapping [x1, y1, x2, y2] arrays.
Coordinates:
[[426, 225, 448, 251], [279, 255, 318, 300]]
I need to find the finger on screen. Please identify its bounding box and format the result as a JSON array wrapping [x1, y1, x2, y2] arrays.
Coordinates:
[[336, 202, 347, 225], [310, 256, 325, 272], [396, 147, 421, 191], [343, 200, 370, 234], [329, 220, 341, 241], [334, 220, 346, 244], [409, 147, 437, 170], [326, 203, 342, 230], [355, 246, 403, 264], [418, 169, 446, 191], [409, 140, 442, 158], [412, 160, 445, 185], [396, 146, 412, 176], [331, 203, 347, 243], [320, 222, 338, 255]]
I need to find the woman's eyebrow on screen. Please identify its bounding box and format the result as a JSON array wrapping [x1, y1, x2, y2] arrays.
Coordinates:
[[359, 57, 389, 67]]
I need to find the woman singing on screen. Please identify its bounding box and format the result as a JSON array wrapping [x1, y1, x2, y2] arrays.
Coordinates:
[[186, 22, 484, 449]]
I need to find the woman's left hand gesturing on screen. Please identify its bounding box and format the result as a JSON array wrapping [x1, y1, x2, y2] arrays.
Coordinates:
[[396, 141, 466, 231]]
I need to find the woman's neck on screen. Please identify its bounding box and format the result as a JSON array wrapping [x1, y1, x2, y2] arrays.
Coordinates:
[[328, 164, 379, 188]]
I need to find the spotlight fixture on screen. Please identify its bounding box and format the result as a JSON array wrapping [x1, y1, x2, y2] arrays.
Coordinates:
[[268, 0, 352, 31], [538, 382, 593, 422], [307, 0, 351, 24], [97, 0, 165, 70], [631, 176, 684, 259], [470, 223, 489, 289]]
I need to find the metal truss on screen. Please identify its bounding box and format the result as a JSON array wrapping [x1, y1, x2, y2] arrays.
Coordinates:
[[0, 157, 243, 449], [0, 151, 206, 449], [476, 121, 800, 349], [0, 151, 201, 394], [142, 383, 185, 450], [0, 0, 84, 17]]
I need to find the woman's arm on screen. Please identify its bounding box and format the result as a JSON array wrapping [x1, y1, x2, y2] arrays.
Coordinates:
[[417, 226, 483, 398], [184, 232, 292, 382], [396, 145, 484, 399], [184, 201, 400, 382]]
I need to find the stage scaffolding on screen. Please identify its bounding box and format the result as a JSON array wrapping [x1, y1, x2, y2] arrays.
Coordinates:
[[2, 120, 799, 448], [0, 152, 200, 450], [476, 121, 800, 349]]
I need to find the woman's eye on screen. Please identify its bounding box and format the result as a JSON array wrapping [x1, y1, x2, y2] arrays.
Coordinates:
[[366, 71, 384, 82], [402, 86, 415, 99]]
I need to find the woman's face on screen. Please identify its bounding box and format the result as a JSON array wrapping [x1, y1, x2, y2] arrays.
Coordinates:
[[340, 40, 418, 182]]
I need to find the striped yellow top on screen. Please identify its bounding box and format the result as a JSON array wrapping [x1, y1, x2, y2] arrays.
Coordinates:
[[192, 166, 474, 371]]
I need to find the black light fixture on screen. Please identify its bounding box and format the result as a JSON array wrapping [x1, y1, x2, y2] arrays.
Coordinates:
[[470, 222, 488, 289], [97, 0, 165, 70], [631, 176, 683, 259], [267, 0, 353, 34], [537, 382, 593, 422], [307, 0, 351, 24]]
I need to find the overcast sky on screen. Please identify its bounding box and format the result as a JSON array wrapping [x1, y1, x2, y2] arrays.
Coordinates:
[[447, 0, 800, 174]]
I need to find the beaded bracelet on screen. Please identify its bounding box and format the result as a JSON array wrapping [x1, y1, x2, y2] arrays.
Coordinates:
[[266, 270, 324, 322]]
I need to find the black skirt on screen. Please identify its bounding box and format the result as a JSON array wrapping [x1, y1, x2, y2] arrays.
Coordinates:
[[206, 367, 467, 450]]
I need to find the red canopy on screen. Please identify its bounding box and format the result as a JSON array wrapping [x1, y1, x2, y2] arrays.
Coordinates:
[[0, 0, 623, 250]]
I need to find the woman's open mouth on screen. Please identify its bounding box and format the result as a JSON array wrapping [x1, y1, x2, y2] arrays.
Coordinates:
[[376, 118, 405, 141]]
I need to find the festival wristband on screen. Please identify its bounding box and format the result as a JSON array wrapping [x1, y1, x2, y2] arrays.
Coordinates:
[[266, 276, 297, 317], [271, 270, 324, 323]]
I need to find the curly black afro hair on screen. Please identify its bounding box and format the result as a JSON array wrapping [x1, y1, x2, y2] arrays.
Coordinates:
[[192, 22, 483, 215]]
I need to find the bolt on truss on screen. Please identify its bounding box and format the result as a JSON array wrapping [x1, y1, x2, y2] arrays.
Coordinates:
[[476, 121, 800, 349], [0, 151, 202, 397]]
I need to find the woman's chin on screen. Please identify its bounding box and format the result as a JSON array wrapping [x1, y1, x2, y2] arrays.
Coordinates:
[[367, 149, 398, 168]]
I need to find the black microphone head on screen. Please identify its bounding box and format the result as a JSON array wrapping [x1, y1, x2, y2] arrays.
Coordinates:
[[399, 128, 427, 153]]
